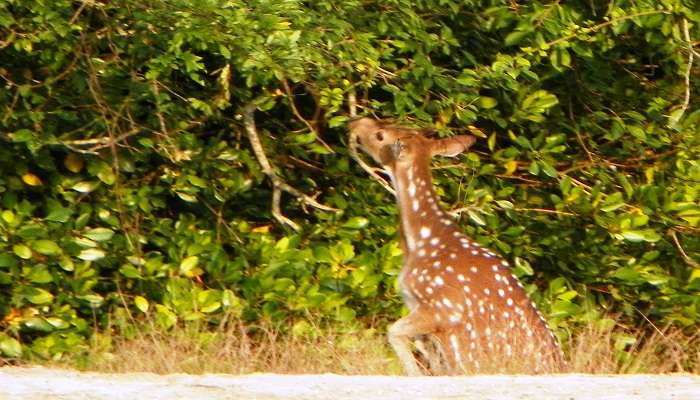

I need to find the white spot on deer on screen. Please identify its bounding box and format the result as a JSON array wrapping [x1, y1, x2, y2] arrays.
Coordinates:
[[495, 273, 502, 282], [412, 199, 419, 211], [407, 182, 416, 197], [498, 289, 505, 297], [470, 266, 478, 273], [465, 298, 472, 307], [507, 298, 514, 306], [450, 334, 462, 364], [426, 287, 434, 294], [434, 276, 444, 286], [445, 266, 454, 273], [430, 237, 440, 246], [463, 285, 471, 293], [485, 327, 492, 336], [418, 249, 426, 257], [501, 260, 509, 267], [483, 288, 490, 295], [432, 260, 441, 268], [442, 298, 453, 308], [457, 274, 465, 282], [503, 311, 510, 319], [492, 265, 499, 272], [411, 268, 419, 276], [420, 227, 431, 239], [449, 313, 461, 323], [471, 250, 479, 255]]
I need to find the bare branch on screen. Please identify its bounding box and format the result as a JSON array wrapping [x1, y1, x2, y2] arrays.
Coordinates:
[[242, 103, 338, 230], [669, 229, 700, 268], [668, 18, 694, 128], [348, 140, 396, 196], [281, 79, 334, 154], [348, 87, 357, 117], [546, 10, 672, 47]]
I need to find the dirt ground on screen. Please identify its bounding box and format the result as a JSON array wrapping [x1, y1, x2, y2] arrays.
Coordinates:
[[1, 367, 699, 400]]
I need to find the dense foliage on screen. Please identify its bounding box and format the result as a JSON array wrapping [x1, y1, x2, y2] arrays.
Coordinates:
[[0, 0, 698, 361]]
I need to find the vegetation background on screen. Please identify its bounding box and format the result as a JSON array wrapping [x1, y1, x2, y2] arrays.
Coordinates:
[[0, 0, 698, 371]]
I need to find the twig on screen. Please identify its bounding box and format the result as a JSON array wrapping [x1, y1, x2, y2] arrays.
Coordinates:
[[345, 88, 395, 194], [668, 18, 694, 128], [514, 208, 577, 216], [281, 79, 334, 153], [348, 87, 357, 117], [669, 229, 700, 268], [242, 103, 338, 231], [348, 140, 396, 196], [546, 10, 672, 47]]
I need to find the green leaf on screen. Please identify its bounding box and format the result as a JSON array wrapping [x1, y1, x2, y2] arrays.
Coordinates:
[[78, 248, 106, 261], [477, 96, 498, 109], [46, 207, 72, 223], [155, 304, 177, 329], [23, 317, 54, 332], [83, 227, 115, 242], [342, 217, 369, 229], [72, 181, 97, 193], [179, 256, 199, 275], [0, 336, 22, 357], [467, 209, 486, 226], [32, 240, 62, 256], [13, 244, 32, 259], [2, 210, 16, 223], [504, 30, 531, 46], [134, 296, 149, 313], [26, 288, 54, 304], [619, 229, 661, 242]]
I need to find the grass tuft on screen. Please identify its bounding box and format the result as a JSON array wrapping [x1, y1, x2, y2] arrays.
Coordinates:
[[35, 316, 699, 375]]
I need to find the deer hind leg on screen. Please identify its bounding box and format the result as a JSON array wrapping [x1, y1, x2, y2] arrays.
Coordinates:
[[388, 310, 439, 376], [413, 335, 448, 375]]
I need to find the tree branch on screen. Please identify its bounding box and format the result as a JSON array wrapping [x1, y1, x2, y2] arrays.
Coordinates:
[[281, 79, 334, 153], [346, 89, 396, 196], [669, 229, 700, 268], [668, 18, 694, 128], [242, 103, 338, 231]]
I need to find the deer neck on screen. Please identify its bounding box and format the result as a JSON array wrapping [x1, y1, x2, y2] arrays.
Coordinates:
[[389, 162, 454, 254]]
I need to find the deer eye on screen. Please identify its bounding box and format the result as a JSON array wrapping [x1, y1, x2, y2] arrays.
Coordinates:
[[375, 131, 384, 141]]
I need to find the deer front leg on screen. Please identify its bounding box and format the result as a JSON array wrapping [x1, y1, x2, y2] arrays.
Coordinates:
[[388, 310, 437, 376]]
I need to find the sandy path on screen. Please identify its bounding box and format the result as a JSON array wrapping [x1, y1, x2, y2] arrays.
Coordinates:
[[1, 367, 699, 400]]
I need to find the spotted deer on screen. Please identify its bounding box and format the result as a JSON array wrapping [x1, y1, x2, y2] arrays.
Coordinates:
[[349, 117, 562, 375]]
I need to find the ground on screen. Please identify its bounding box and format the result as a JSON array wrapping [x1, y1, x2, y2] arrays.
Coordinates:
[[1, 367, 699, 400]]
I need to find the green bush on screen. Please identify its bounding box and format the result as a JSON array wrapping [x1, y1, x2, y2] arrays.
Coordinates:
[[0, 0, 698, 360]]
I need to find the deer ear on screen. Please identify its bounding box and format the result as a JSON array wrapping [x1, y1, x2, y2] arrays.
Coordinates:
[[430, 135, 476, 158]]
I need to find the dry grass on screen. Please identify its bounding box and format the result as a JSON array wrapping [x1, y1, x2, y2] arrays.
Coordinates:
[[562, 320, 700, 374], [44, 317, 699, 375], [60, 319, 401, 375]]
